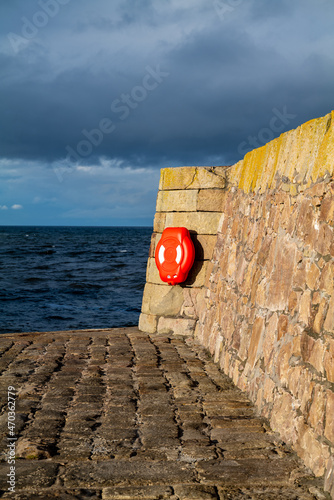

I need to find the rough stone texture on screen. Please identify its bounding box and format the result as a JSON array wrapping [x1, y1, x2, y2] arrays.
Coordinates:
[[226, 110, 334, 192], [195, 176, 334, 496], [157, 317, 197, 336], [197, 189, 227, 212], [141, 283, 183, 316], [138, 313, 157, 334], [156, 189, 198, 213], [165, 212, 222, 235], [140, 166, 226, 337], [0, 328, 325, 499], [159, 166, 227, 191], [139, 109, 334, 497]]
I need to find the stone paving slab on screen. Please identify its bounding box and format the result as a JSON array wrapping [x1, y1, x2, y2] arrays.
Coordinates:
[[0, 327, 328, 499]]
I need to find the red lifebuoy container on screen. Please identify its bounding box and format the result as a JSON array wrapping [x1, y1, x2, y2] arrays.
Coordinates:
[[155, 227, 195, 285]]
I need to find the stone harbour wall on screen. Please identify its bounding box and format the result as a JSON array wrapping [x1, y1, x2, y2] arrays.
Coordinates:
[[139, 110, 334, 497], [139, 165, 228, 335]]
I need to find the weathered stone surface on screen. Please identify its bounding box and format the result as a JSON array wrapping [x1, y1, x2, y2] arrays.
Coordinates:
[[0, 328, 324, 499], [324, 336, 334, 382], [227, 110, 334, 191], [247, 317, 265, 369], [267, 237, 297, 310], [196, 457, 302, 486], [319, 262, 334, 295], [191, 234, 217, 261], [159, 166, 227, 191], [156, 189, 198, 212], [325, 390, 334, 443], [313, 298, 328, 334], [325, 456, 334, 499], [102, 486, 174, 499], [141, 283, 183, 316], [308, 385, 326, 437], [197, 189, 226, 212], [294, 422, 330, 477], [0, 461, 58, 491], [139, 112, 334, 496], [138, 313, 158, 334], [157, 317, 196, 336], [153, 212, 166, 232], [148, 232, 161, 258], [165, 212, 222, 235], [270, 392, 300, 445], [324, 295, 334, 333]]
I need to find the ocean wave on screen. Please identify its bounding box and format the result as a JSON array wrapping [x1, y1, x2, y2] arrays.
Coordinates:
[[0, 226, 152, 334]]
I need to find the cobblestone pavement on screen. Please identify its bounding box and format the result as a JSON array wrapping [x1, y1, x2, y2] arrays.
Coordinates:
[[0, 328, 328, 499]]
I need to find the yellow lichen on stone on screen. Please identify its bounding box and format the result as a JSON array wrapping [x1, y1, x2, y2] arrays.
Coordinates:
[[227, 159, 243, 187], [159, 166, 226, 190], [266, 134, 283, 190], [226, 110, 334, 193], [312, 110, 334, 182], [238, 147, 265, 193], [159, 167, 198, 190]]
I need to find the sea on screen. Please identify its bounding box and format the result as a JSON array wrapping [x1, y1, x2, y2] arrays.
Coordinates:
[[0, 226, 152, 335]]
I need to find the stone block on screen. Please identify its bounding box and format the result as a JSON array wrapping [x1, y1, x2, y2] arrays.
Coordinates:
[[313, 297, 328, 334], [141, 283, 183, 316], [63, 461, 195, 488], [306, 262, 321, 290], [138, 313, 158, 334], [277, 314, 289, 341], [148, 232, 161, 258], [308, 384, 326, 435], [156, 189, 198, 212], [262, 313, 278, 368], [146, 257, 161, 284], [197, 189, 226, 212], [180, 288, 199, 319], [319, 262, 334, 295], [247, 317, 265, 369], [314, 224, 333, 256], [153, 212, 166, 232], [263, 376, 276, 403], [324, 336, 334, 383], [102, 486, 173, 499], [173, 485, 218, 499], [270, 392, 300, 445], [157, 317, 197, 336], [325, 390, 334, 443], [191, 234, 217, 260], [320, 196, 334, 224], [324, 456, 334, 499], [267, 237, 297, 310], [324, 295, 334, 333], [165, 212, 222, 234], [184, 261, 209, 287], [295, 422, 330, 477], [159, 166, 226, 190], [301, 333, 325, 374], [298, 290, 312, 326]]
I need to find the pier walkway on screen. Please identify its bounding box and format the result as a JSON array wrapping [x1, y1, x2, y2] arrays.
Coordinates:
[[0, 328, 327, 499]]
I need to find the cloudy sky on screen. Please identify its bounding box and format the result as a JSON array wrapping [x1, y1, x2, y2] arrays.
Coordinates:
[[0, 0, 333, 226]]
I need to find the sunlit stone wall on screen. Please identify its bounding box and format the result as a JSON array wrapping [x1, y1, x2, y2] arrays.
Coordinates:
[[139, 165, 228, 335], [139, 110, 334, 497]]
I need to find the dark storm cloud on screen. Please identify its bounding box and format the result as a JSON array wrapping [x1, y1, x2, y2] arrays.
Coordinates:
[[0, 0, 334, 168]]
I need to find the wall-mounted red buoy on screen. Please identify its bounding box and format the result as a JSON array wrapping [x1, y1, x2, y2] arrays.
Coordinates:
[[155, 227, 195, 285]]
